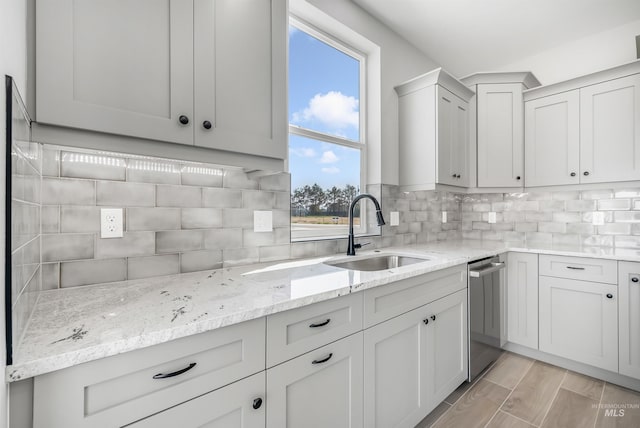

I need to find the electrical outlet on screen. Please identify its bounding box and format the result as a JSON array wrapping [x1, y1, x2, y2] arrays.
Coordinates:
[[488, 212, 497, 224], [254, 210, 273, 232], [390, 211, 400, 226], [592, 211, 605, 226], [442, 211, 447, 223], [101, 208, 123, 238]]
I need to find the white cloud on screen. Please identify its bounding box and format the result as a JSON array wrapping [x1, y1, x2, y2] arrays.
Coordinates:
[[292, 91, 359, 130], [290, 147, 317, 158], [319, 150, 339, 164], [321, 167, 340, 174]]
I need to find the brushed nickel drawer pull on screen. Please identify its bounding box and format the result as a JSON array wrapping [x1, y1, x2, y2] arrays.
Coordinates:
[[309, 318, 331, 328], [566, 266, 585, 270], [312, 353, 333, 365], [152, 362, 196, 379]]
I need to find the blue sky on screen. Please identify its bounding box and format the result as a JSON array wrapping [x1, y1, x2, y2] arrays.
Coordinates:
[[289, 26, 361, 191]]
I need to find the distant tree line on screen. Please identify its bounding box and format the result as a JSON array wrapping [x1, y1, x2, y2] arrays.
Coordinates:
[[291, 184, 360, 216]]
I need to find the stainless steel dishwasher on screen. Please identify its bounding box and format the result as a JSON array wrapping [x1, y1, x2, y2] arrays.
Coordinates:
[[468, 256, 506, 381]]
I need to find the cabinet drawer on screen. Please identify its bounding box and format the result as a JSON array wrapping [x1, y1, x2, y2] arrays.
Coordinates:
[[266, 293, 363, 367], [363, 264, 467, 328], [34, 318, 265, 428], [539, 255, 617, 284]]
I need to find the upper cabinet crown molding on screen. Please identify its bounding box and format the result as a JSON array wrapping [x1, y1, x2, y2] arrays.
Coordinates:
[[524, 59, 640, 101], [395, 68, 475, 102], [460, 71, 541, 89]]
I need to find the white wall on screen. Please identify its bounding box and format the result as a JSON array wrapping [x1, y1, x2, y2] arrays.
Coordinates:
[[304, 0, 440, 185], [0, 0, 28, 425], [499, 19, 640, 85]]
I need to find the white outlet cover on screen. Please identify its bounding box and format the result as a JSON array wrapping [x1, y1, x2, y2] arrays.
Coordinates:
[[592, 211, 605, 226], [442, 211, 447, 223], [488, 212, 497, 224], [254, 210, 273, 232], [100, 208, 123, 238], [390, 211, 400, 226]]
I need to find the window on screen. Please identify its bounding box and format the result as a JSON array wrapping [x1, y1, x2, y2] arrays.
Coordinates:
[[289, 18, 366, 240]]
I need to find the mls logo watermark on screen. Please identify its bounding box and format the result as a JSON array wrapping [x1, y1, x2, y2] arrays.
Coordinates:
[[593, 402, 639, 418]]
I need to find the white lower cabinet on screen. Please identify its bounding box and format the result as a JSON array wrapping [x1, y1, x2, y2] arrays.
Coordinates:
[[363, 289, 467, 428], [619, 262, 640, 380], [129, 372, 265, 428], [539, 275, 618, 372], [506, 252, 539, 349], [266, 332, 364, 428]]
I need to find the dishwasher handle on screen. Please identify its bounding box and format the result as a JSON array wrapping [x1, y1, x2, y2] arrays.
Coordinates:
[[469, 262, 506, 278]]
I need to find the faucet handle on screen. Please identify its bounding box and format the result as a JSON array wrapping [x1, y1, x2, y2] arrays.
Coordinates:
[[354, 242, 370, 249]]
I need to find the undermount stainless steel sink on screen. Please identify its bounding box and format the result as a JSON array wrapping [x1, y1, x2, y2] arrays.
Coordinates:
[[324, 254, 429, 271]]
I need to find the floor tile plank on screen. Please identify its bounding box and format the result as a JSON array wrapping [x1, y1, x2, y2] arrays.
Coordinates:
[[432, 379, 510, 428], [540, 388, 598, 428], [595, 383, 640, 428], [486, 411, 535, 428], [561, 370, 604, 401], [415, 401, 450, 428], [484, 352, 534, 390], [500, 361, 566, 425]]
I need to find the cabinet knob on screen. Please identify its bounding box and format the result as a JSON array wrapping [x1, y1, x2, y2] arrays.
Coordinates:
[[516, 176, 521, 180], [606, 293, 613, 299], [583, 171, 590, 176], [430, 315, 436, 321], [570, 172, 576, 177], [456, 174, 461, 179], [202, 120, 212, 130], [252, 398, 263, 410], [179, 115, 189, 125], [632, 277, 639, 283], [423, 318, 429, 325], [452, 174, 457, 178]]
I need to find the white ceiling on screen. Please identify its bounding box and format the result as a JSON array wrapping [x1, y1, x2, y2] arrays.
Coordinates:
[[353, 0, 640, 77]]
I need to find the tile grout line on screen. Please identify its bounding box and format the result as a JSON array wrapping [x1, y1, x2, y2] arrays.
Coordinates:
[[537, 369, 568, 428], [483, 357, 536, 428], [592, 382, 606, 428]]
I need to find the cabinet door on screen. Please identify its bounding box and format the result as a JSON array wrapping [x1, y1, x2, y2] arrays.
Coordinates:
[[580, 74, 640, 183], [506, 252, 539, 349], [524, 91, 580, 186], [539, 276, 618, 372], [194, 0, 287, 159], [619, 262, 640, 380], [437, 86, 469, 187], [424, 289, 468, 409], [363, 290, 467, 428], [266, 333, 363, 428], [129, 372, 265, 428], [477, 83, 524, 187], [36, 0, 194, 145]]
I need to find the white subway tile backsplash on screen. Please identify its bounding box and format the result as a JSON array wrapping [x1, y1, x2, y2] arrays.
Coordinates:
[[156, 230, 204, 253], [181, 208, 223, 229], [127, 207, 180, 231], [202, 188, 243, 208], [128, 254, 180, 280], [42, 178, 95, 205], [258, 173, 289, 192], [613, 211, 640, 223], [223, 170, 259, 190], [598, 223, 632, 235], [181, 165, 224, 188], [222, 208, 254, 229], [598, 199, 631, 211], [60, 151, 126, 181], [97, 232, 156, 258], [41, 205, 60, 233], [97, 181, 155, 207], [203, 228, 243, 250], [157, 184, 202, 208], [60, 206, 101, 233], [60, 258, 127, 288], [42, 233, 94, 262], [223, 247, 259, 266], [180, 250, 223, 273]]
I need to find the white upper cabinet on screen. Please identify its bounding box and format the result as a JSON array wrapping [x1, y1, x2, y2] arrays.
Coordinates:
[[36, 0, 286, 160], [395, 68, 474, 190], [461, 72, 540, 188], [524, 90, 581, 187], [437, 86, 470, 187], [36, 0, 195, 145], [524, 61, 640, 187], [580, 74, 640, 183]]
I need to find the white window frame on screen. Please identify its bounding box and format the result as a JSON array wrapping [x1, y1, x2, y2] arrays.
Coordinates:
[[289, 16, 368, 241]]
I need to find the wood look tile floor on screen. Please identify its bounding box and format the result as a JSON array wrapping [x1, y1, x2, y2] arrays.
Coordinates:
[[416, 352, 640, 428]]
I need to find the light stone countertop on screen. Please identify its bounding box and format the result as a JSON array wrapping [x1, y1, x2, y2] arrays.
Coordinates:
[[8, 240, 640, 381]]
